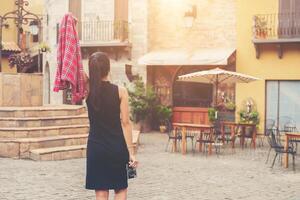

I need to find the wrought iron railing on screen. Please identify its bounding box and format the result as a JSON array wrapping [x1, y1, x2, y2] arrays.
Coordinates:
[[80, 20, 129, 42], [253, 13, 300, 39]]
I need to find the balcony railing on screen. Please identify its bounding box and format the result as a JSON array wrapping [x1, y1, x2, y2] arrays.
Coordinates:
[[79, 20, 129, 43], [253, 13, 300, 40]]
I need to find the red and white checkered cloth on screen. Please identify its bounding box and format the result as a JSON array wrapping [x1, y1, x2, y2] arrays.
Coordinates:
[[53, 13, 85, 103]]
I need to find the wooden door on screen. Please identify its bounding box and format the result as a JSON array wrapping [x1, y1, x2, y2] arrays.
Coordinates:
[[114, 0, 128, 40], [69, 0, 82, 39], [114, 0, 128, 22]]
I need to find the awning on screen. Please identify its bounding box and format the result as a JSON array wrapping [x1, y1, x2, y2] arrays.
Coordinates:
[[1, 42, 21, 52], [138, 48, 235, 66]]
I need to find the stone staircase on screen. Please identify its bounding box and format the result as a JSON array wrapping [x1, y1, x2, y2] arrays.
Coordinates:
[[0, 105, 89, 161]]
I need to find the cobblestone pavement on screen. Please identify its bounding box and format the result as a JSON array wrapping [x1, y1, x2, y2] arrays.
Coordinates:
[[0, 133, 300, 200]]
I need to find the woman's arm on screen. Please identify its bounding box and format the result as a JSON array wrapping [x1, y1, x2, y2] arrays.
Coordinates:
[[83, 72, 89, 99], [119, 87, 138, 167]]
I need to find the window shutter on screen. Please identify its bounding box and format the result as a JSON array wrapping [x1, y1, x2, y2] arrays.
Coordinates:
[[293, 0, 300, 36], [278, 0, 292, 38]]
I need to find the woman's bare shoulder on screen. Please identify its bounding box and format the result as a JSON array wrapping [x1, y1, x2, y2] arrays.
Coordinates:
[[118, 86, 128, 100]]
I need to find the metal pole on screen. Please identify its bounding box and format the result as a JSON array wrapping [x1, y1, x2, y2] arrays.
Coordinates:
[[0, 18, 3, 72], [38, 48, 40, 73], [17, 0, 23, 47], [215, 74, 219, 107]]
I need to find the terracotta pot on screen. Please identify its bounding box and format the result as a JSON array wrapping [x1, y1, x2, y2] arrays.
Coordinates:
[[159, 125, 167, 133], [132, 122, 142, 132]]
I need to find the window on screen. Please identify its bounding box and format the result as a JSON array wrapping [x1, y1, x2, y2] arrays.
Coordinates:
[[173, 81, 213, 107], [266, 80, 300, 131], [278, 0, 300, 38]]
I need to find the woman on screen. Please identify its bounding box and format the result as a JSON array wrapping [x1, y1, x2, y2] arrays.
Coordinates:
[[85, 52, 138, 200]]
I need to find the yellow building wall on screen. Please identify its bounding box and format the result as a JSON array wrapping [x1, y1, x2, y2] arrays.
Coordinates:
[[236, 0, 300, 132], [0, 0, 43, 73]]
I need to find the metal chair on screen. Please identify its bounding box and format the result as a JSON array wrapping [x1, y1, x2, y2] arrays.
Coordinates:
[[195, 127, 222, 156], [279, 116, 294, 133], [268, 129, 296, 171], [165, 120, 182, 152], [265, 126, 281, 164], [186, 129, 195, 153]]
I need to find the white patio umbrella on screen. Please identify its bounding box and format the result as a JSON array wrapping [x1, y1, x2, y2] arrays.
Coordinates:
[[177, 67, 260, 106]]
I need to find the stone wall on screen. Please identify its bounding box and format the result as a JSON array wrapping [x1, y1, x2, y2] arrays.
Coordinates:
[[43, 0, 69, 105], [148, 0, 236, 51], [130, 0, 148, 81], [44, 0, 134, 105], [82, 0, 114, 20], [0, 73, 43, 106]]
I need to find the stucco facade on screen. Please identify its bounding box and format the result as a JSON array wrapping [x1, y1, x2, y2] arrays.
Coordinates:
[[236, 0, 300, 131]]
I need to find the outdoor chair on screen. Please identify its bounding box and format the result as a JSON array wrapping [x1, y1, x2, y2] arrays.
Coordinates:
[[237, 124, 257, 148], [264, 119, 276, 162], [195, 128, 222, 156], [217, 120, 237, 147], [268, 129, 296, 171], [279, 116, 295, 133], [165, 120, 182, 152], [265, 127, 282, 164], [279, 117, 299, 153], [185, 129, 195, 153]]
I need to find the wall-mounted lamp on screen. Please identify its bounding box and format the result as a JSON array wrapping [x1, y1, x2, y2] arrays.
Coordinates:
[[184, 5, 197, 28], [29, 20, 39, 35]]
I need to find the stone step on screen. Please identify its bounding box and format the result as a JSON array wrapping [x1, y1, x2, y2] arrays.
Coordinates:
[[0, 105, 86, 118], [0, 134, 88, 159], [29, 145, 87, 161], [0, 124, 89, 138], [0, 114, 89, 128]]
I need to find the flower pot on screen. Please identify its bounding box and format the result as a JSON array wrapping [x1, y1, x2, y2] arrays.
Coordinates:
[[132, 121, 142, 132], [159, 125, 167, 133], [245, 126, 253, 137]]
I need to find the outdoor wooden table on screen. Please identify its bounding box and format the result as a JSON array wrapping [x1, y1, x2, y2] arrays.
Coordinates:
[[220, 121, 237, 148], [284, 132, 300, 168], [172, 123, 214, 155], [238, 123, 257, 149]]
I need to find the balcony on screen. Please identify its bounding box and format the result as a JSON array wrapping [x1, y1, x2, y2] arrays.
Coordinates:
[[79, 20, 130, 46], [78, 20, 131, 60], [252, 13, 300, 58]]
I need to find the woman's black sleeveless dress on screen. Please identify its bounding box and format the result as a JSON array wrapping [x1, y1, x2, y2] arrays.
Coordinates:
[[85, 81, 129, 190]]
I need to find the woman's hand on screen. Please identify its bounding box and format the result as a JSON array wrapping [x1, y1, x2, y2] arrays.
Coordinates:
[[129, 154, 138, 168]]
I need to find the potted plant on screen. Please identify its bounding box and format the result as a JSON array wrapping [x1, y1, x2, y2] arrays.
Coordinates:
[[156, 105, 172, 133], [208, 107, 217, 123], [253, 16, 268, 39], [237, 98, 260, 137], [127, 77, 158, 132], [225, 100, 236, 111], [8, 52, 34, 73], [39, 42, 51, 53]]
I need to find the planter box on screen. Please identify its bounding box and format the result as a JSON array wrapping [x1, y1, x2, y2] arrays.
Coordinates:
[[218, 111, 235, 122], [0, 73, 43, 106]]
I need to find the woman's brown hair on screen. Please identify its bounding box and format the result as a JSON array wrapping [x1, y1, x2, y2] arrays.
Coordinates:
[[88, 52, 110, 111]]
